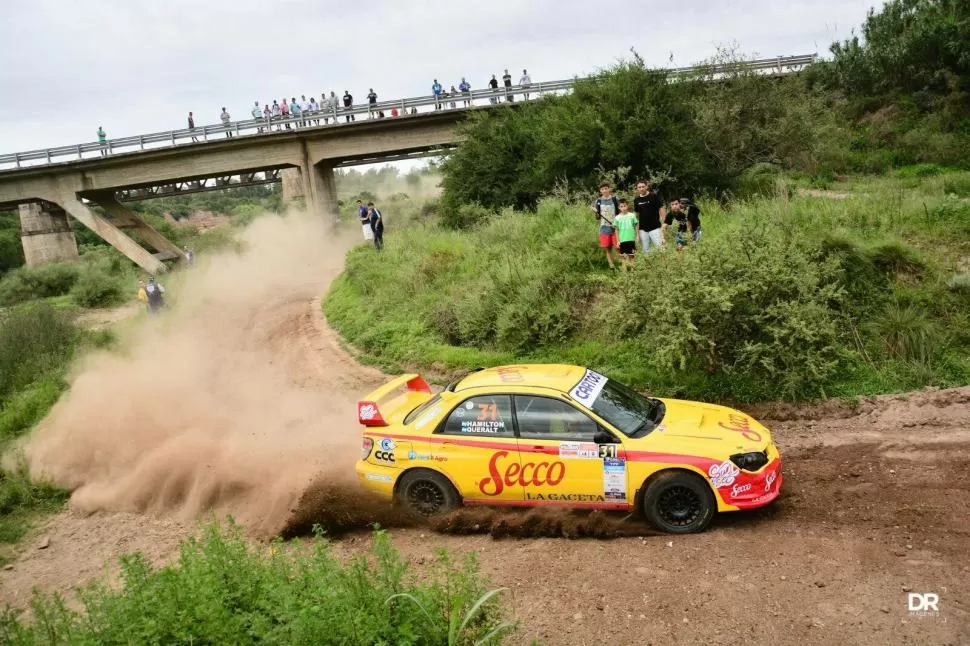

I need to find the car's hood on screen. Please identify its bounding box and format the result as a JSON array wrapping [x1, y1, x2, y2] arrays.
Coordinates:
[[637, 398, 773, 456]]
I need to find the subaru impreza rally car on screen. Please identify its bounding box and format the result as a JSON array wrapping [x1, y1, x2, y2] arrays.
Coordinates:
[[355, 364, 782, 533]]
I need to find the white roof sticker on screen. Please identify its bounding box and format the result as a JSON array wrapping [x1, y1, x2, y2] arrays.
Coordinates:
[[569, 369, 607, 409]]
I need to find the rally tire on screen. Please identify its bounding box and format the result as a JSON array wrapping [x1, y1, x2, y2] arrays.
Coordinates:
[[642, 471, 716, 534], [396, 470, 460, 518]]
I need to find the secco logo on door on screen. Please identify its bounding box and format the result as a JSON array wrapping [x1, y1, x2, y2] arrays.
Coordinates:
[[479, 451, 565, 496]]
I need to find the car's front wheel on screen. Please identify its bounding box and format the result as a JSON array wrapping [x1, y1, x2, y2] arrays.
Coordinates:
[[642, 471, 716, 534], [396, 470, 460, 517]]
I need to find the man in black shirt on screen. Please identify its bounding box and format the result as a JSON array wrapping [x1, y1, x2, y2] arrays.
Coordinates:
[[343, 90, 355, 122], [502, 69, 514, 102], [633, 180, 665, 254], [488, 75, 499, 104], [664, 198, 702, 250]]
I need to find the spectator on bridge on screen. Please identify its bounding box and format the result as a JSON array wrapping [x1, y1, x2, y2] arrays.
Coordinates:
[[309, 96, 320, 125], [502, 69, 513, 102], [271, 100, 282, 130], [459, 78, 471, 106], [325, 91, 339, 124], [144, 276, 166, 314], [300, 95, 312, 126], [251, 101, 263, 132], [367, 88, 378, 118], [97, 126, 108, 155], [290, 98, 303, 128], [343, 90, 355, 122], [357, 199, 373, 241], [448, 86, 458, 109], [220, 108, 232, 137], [280, 98, 291, 129], [263, 104, 272, 129], [432, 79, 443, 110], [520, 69, 532, 100], [368, 202, 384, 251], [187, 112, 199, 142], [488, 75, 499, 104]]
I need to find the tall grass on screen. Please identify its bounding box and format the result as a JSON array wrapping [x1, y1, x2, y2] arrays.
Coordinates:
[[0, 523, 516, 645]]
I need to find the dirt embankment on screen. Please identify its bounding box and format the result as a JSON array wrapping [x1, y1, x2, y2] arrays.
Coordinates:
[[1, 210, 968, 643]]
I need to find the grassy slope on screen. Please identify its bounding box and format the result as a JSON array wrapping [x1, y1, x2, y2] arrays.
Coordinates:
[[324, 169, 970, 402]]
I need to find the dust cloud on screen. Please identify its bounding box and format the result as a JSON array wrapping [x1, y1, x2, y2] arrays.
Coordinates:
[[21, 211, 383, 537]]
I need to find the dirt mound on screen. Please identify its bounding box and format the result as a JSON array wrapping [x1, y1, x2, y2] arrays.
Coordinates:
[[19, 212, 381, 538]]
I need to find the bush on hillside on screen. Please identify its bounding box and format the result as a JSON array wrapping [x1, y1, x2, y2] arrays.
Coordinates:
[[70, 268, 125, 308], [0, 263, 80, 306], [0, 523, 515, 644], [0, 303, 76, 401]]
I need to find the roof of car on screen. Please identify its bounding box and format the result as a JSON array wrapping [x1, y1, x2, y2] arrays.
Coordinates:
[[452, 364, 588, 393]]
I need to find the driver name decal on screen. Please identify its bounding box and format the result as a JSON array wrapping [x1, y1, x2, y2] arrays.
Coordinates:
[[569, 369, 607, 409]]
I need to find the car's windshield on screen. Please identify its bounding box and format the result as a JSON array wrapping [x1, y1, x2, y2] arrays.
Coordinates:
[[589, 379, 664, 437]]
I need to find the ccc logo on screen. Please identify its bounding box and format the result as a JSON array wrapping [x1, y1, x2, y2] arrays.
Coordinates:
[[375, 450, 395, 463]]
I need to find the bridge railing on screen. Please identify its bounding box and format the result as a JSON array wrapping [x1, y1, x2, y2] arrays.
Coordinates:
[[0, 54, 816, 172]]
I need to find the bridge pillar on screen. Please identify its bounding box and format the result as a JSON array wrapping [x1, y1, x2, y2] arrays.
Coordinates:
[[303, 161, 339, 225], [91, 193, 186, 266], [19, 201, 79, 266], [281, 168, 304, 203]]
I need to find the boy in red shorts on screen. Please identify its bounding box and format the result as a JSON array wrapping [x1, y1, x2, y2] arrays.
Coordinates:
[[591, 183, 620, 269]]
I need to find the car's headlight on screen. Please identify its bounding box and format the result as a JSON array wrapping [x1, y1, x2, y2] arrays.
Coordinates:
[[730, 451, 768, 471]]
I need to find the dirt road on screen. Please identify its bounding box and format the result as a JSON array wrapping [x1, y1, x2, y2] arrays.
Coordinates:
[[2, 215, 968, 644]]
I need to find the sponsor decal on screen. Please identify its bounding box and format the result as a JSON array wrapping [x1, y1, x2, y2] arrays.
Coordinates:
[[717, 413, 763, 442], [496, 366, 524, 383], [365, 473, 393, 482], [359, 403, 379, 421], [764, 470, 777, 492], [465, 401, 475, 410], [708, 460, 740, 488], [378, 438, 396, 452], [374, 450, 395, 463], [479, 451, 566, 496], [730, 483, 752, 498], [603, 457, 627, 501], [559, 442, 600, 459], [569, 369, 607, 409], [655, 424, 667, 433], [406, 451, 446, 463], [526, 493, 606, 502]]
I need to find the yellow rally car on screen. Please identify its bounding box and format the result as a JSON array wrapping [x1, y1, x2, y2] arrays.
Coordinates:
[[355, 364, 782, 534]]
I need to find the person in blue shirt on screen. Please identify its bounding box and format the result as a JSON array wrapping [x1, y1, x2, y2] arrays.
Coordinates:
[[357, 199, 373, 241], [368, 202, 384, 251], [289, 98, 302, 128], [458, 78, 471, 107], [432, 79, 443, 110]]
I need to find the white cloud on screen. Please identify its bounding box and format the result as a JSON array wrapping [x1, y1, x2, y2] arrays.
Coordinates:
[[0, 0, 884, 154]]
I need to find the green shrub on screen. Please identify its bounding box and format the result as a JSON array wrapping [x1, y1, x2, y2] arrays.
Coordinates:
[[70, 268, 125, 308], [866, 240, 926, 278], [0, 458, 67, 544], [0, 523, 515, 645], [896, 163, 947, 178], [0, 303, 76, 401], [942, 173, 970, 197], [947, 273, 970, 294], [441, 202, 495, 229], [736, 163, 783, 198], [0, 263, 80, 306], [867, 301, 941, 364]]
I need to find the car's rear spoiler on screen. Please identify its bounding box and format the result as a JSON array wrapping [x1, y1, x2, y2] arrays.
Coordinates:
[[357, 374, 432, 427]]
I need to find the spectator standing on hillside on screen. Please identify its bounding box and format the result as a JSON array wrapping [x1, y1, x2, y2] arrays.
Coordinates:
[[488, 74, 499, 104], [343, 90, 355, 122], [368, 202, 384, 251], [144, 276, 166, 315], [665, 198, 701, 250], [137, 280, 148, 311], [357, 199, 373, 241], [432, 79, 443, 110], [367, 88, 378, 118], [459, 77, 472, 106], [614, 198, 639, 271], [219, 108, 232, 137], [251, 101, 263, 132], [681, 197, 702, 243], [633, 180, 665, 254], [502, 69, 513, 102], [97, 126, 108, 155], [592, 183, 620, 269], [520, 69, 532, 100], [187, 112, 199, 142]]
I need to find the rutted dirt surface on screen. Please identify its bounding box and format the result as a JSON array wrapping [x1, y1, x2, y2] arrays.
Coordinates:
[[2, 218, 969, 643]]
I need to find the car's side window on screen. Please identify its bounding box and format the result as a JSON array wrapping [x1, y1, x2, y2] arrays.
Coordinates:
[[440, 395, 515, 437], [514, 395, 600, 441]]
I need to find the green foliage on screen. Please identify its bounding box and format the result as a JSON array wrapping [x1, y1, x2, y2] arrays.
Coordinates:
[[0, 457, 67, 544], [70, 268, 125, 308], [0, 523, 515, 645], [0, 303, 76, 402], [948, 273, 970, 293], [867, 301, 941, 363], [0, 263, 80, 306]]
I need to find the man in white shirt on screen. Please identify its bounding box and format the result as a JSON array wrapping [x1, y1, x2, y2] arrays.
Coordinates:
[[309, 97, 319, 125], [271, 100, 282, 130], [251, 101, 262, 132], [520, 69, 532, 100], [300, 95, 312, 126], [220, 108, 232, 137]]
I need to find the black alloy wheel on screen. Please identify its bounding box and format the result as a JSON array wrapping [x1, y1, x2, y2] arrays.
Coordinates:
[[396, 470, 460, 517], [642, 471, 716, 534]]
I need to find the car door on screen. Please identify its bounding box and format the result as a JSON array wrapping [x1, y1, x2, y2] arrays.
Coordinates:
[[433, 394, 524, 503], [512, 394, 628, 506]]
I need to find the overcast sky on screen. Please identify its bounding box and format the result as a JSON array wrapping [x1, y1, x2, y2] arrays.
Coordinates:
[[0, 0, 883, 157]]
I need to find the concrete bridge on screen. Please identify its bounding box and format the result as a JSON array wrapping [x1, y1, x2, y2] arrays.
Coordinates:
[[0, 54, 817, 274]]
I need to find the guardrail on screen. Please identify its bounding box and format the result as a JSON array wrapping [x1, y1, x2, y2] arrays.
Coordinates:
[[0, 54, 816, 172]]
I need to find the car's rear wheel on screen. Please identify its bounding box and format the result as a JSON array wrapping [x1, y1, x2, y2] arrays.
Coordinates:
[[396, 470, 460, 517], [642, 471, 716, 534]]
